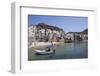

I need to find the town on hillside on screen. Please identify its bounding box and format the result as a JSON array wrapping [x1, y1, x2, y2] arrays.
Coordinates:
[[28, 23, 88, 47]]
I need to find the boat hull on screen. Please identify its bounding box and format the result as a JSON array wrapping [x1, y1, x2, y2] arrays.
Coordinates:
[[35, 50, 54, 55]]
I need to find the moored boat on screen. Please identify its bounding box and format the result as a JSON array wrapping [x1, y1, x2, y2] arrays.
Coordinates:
[[35, 49, 55, 55], [35, 42, 55, 55], [64, 40, 73, 43]]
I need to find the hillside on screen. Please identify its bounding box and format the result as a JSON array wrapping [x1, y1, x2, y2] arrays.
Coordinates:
[[81, 28, 88, 34], [34, 23, 64, 32]]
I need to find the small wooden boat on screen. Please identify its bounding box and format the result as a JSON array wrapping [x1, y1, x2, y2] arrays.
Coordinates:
[[35, 49, 55, 55]]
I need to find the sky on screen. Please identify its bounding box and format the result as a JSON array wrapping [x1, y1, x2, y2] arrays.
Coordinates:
[[28, 15, 88, 32]]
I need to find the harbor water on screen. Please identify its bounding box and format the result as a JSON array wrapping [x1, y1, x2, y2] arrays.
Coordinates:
[[28, 41, 88, 61]]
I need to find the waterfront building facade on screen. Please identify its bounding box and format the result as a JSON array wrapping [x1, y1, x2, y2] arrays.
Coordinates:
[[28, 23, 65, 45], [28, 23, 88, 47]]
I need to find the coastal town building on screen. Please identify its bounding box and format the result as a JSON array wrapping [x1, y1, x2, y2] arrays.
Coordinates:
[[28, 23, 65, 45], [28, 23, 88, 47], [65, 29, 88, 41]]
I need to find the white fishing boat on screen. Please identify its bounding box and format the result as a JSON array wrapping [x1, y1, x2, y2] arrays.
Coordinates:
[[35, 49, 55, 55], [35, 42, 55, 55]]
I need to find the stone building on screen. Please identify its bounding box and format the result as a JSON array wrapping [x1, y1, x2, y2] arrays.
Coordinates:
[[65, 28, 88, 41], [28, 23, 65, 44]]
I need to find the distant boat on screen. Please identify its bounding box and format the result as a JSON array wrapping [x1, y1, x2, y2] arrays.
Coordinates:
[[35, 49, 55, 55], [64, 40, 73, 43]]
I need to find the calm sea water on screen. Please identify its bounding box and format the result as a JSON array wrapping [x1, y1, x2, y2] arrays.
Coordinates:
[[28, 41, 88, 61]]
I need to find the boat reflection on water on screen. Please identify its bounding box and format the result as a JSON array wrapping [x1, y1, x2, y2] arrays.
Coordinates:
[[28, 41, 88, 61]]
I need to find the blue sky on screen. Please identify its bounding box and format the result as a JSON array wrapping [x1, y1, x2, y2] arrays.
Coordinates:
[[28, 15, 88, 32]]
